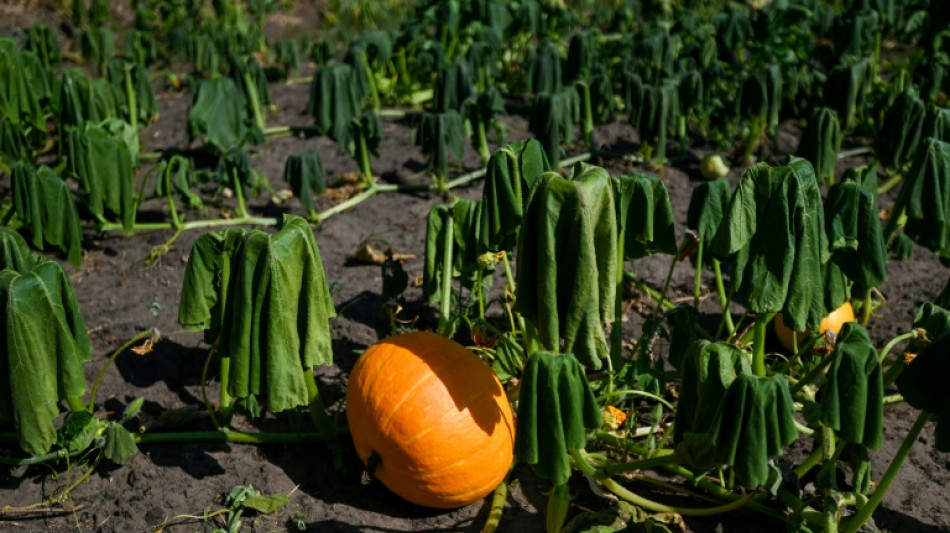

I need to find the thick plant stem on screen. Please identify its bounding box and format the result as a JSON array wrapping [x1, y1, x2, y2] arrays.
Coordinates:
[[124, 65, 138, 131], [133, 429, 343, 445], [219, 354, 233, 425], [611, 228, 627, 370], [89, 329, 155, 412], [713, 259, 735, 336], [820, 426, 840, 533], [231, 168, 248, 218], [752, 314, 770, 377], [438, 212, 455, 337], [355, 128, 374, 187], [243, 72, 266, 132], [475, 118, 491, 166], [840, 411, 930, 533], [693, 241, 704, 309], [480, 474, 509, 533]]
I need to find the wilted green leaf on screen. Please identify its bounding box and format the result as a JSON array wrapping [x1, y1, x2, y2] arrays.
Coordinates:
[[57, 411, 100, 453], [708, 373, 799, 488], [824, 168, 887, 295], [178, 215, 336, 413], [889, 138, 950, 264], [102, 423, 138, 464], [613, 172, 677, 260], [514, 352, 601, 485], [798, 107, 841, 185], [480, 139, 551, 252], [283, 151, 326, 217], [0, 251, 91, 455], [416, 110, 465, 182], [710, 157, 829, 332], [896, 331, 950, 451], [820, 322, 883, 448], [877, 87, 926, 170], [515, 164, 617, 368], [188, 77, 262, 153], [308, 64, 363, 147], [529, 88, 579, 168], [242, 493, 290, 514], [11, 163, 83, 267], [67, 123, 136, 234]]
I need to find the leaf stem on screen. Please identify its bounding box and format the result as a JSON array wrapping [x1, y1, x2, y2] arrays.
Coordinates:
[[839, 411, 930, 533], [438, 211, 455, 336], [480, 473, 510, 533], [751, 314, 771, 376], [88, 329, 155, 412]]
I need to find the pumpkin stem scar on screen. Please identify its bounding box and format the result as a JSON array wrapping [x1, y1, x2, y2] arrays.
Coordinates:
[[362, 451, 382, 485]]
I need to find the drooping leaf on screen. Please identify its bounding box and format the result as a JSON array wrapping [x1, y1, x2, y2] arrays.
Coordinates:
[[432, 57, 474, 113], [188, 77, 262, 154], [59, 69, 121, 134], [107, 59, 158, 126], [178, 215, 336, 413], [686, 178, 732, 268], [11, 163, 83, 267], [896, 330, 950, 451], [215, 149, 270, 213], [283, 150, 326, 217], [422, 199, 490, 303], [21, 24, 61, 68], [710, 157, 829, 332], [515, 164, 617, 368], [67, 123, 136, 234], [347, 111, 383, 159], [514, 352, 601, 485], [612, 172, 678, 260], [529, 88, 579, 168], [0, 253, 91, 455], [820, 322, 883, 449], [242, 493, 290, 514], [708, 373, 799, 488], [79, 25, 116, 70], [889, 138, 950, 264], [876, 87, 926, 171], [824, 57, 874, 131], [101, 423, 138, 464], [480, 139, 551, 252], [797, 107, 842, 185], [154, 155, 203, 210], [307, 64, 363, 147], [527, 38, 562, 95], [57, 411, 100, 454], [740, 64, 783, 136], [416, 110, 465, 182], [674, 340, 752, 445], [824, 168, 887, 295]]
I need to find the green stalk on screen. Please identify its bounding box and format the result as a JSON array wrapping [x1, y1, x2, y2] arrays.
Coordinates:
[[438, 212, 455, 337], [577, 81, 594, 148], [231, 168, 248, 218], [355, 127, 374, 187], [693, 240, 704, 309], [475, 116, 491, 165], [789, 354, 836, 396], [133, 429, 344, 445], [657, 253, 678, 315], [0, 448, 74, 466], [201, 344, 222, 430], [624, 271, 675, 311], [243, 72, 266, 132], [88, 329, 155, 412], [837, 146, 873, 160], [601, 451, 680, 475], [819, 426, 840, 533], [713, 259, 735, 336], [752, 313, 771, 377], [360, 54, 380, 110], [480, 474, 510, 533], [219, 353, 233, 424], [264, 125, 293, 136], [611, 226, 627, 370], [124, 64, 138, 131], [839, 411, 930, 533]]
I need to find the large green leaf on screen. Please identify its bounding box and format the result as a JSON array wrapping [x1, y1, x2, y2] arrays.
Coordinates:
[[11, 163, 83, 268], [416, 110, 465, 181], [283, 150, 327, 217], [890, 138, 950, 263], [612, 172, 677, 260], [514, 352, 601, 485], [107, 59, 158, 126], [178, 215, 336, 413], [527, 39, 562, 95], [686, 178, 731, 268], [59, 69, 120, 134], [432, 57, 474, 113], [709, 157, 829, 332], [188, 77, 261, 153], [674, 341, 751, 445], [824, 168, 887, 295], [21, 24, 61, 68], [740, 64, 783, 135], [876, 87, 926, 171], [708, 373, 799, 488], [480, 139, 550, 252], [529, 88, 579, 168], [515, 164, 617, 368], [0, 249, 91, 455], [824, 57, 874, 131], [820, 322, 883, 449], [67, 123, 136, 234], [307, 64, 363, 147], [797, 107, 842, 185], [896, 331, 950, 451], [0, 39, 43, 129], [422, 199, 489, 303]]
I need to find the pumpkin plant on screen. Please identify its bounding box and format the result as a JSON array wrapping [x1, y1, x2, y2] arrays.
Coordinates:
[[188, 76, 263, 154], [10, 162, 83, 268], [797, 107, 842, 186], [178, 214, 336, 427], [0, 229, 90, 456], [529, 88, 579, 169], [709, 157, 829, 375], [416, 110, 465, 192], [66, 121, 136, 234], [283, 150, 327, 220], [346, 331, 514, 509]]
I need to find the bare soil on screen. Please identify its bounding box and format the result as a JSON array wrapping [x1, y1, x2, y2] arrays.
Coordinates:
[[2, 5, 950, 533]]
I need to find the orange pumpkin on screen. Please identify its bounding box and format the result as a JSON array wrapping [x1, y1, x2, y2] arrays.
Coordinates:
[[774, 302, 856, 352], [345, 331, 515, 509]]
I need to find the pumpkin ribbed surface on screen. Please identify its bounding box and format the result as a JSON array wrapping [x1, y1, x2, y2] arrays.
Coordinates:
[[345, 331, 515, 509]]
